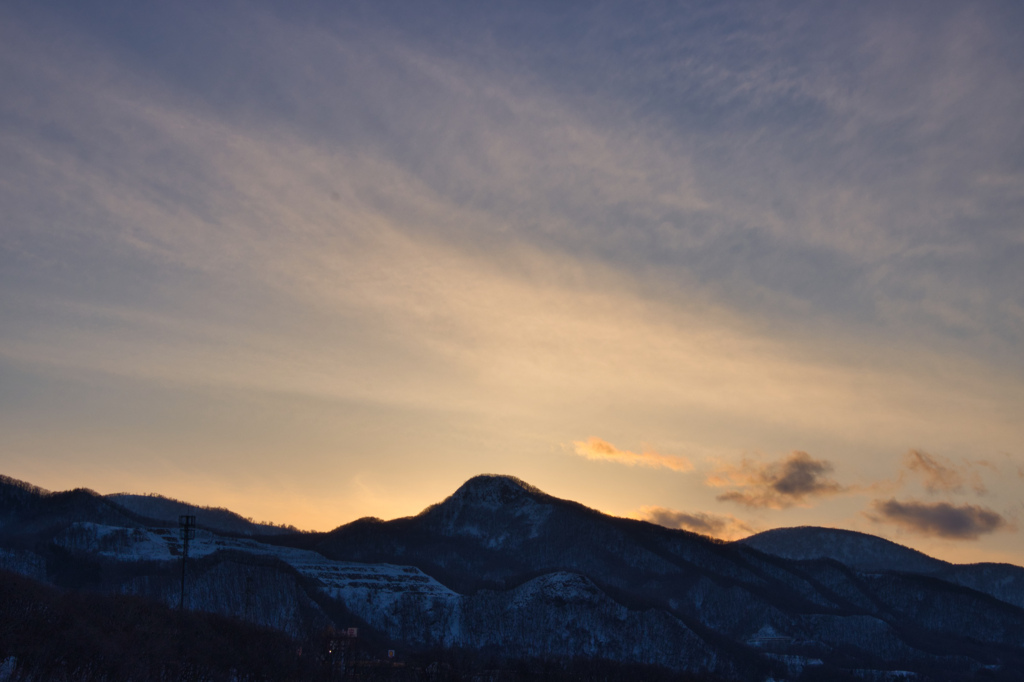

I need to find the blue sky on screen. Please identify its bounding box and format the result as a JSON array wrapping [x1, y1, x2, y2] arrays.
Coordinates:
[[2, 0, 1023, 563]]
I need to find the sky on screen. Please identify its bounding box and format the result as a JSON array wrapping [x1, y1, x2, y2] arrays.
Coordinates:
[[2, 0, 1023, 565]]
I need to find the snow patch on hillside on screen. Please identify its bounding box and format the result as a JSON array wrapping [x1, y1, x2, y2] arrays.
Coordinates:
[[427, 475, 553, 546], [55, 523, 175, 560], [512, 572, 605, 607], [49, 520, 464, 641], [0, 548, 46, 581]]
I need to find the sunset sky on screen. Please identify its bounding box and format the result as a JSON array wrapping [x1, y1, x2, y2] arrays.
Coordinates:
[[2, 1, 1023, 565]]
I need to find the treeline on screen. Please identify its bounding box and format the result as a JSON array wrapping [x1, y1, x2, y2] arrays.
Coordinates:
[[6, 567, 1014, 682], [0, 566, 724, 682], [0, 569, 313, 681]]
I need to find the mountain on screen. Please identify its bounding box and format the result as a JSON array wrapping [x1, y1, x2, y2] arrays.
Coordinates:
[[735, 526, 949, 573], [0, 475, 145, 537], [3, 472, 1024, 680], [736, 525, 1024, 611], [106, 492, 298, 536], [303, 475, 1024, 677]]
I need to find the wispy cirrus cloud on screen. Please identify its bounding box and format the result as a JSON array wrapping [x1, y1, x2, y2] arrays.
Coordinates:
[[572, 438, 693, 472], [869, 499, 1010, 540], [709, 451, 845, 509], [1, 1, 1023, 550], [637, 506, 755, 541], [902, 449, 987, 495], [904, 449, 966, 493]]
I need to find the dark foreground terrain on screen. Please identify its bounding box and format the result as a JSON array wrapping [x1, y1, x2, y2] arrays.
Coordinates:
[[0, 569, 733, 682], [3, 473, 1024, 681]]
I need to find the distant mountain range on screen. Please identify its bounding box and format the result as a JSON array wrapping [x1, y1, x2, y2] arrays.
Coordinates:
[[2, 473, 1023, 681]]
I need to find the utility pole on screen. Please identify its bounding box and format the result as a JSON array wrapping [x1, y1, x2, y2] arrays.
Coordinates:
[[178, 514, 196, 612], [245, 574, 254, 623]]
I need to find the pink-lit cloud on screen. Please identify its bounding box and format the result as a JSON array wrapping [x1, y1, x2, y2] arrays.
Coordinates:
[[572, 438, 694, 472]]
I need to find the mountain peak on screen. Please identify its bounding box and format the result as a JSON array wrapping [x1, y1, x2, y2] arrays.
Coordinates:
[[449, 475, 543, 509]]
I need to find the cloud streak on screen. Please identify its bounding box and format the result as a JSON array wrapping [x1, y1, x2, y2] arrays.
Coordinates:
[[572, 438, 693, 472], [902, 450, 987, 495], [1, 2, 1023, 553], [1, 1, 1021, 455], [904, 449, 966, 493], [870, 499, 1009, 540], [709, 452, 844, 509], [637, 506, 755, 541]]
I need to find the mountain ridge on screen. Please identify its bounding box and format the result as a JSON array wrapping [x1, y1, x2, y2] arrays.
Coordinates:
[[4, 472, 1024, 679], [107, 492, 299, 536], [735, 525, 950, 573]]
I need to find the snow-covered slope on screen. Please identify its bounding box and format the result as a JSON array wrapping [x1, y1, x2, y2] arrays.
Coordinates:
[[47, 518, 462, 641], [52, 520, 453, 601], [460, 572, 717, 670], [421, 474, 554, 546]]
